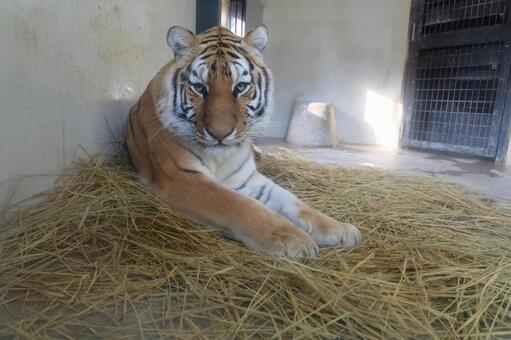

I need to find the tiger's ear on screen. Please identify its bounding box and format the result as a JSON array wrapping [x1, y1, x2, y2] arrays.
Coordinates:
[[243, 25, 268, 54], [167, 26, 197, 59]]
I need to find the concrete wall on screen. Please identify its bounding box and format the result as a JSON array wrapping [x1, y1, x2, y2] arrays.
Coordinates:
[[246, 0, 264, 32], [261, 0, 411, 146], [0, 0, 195, 206]]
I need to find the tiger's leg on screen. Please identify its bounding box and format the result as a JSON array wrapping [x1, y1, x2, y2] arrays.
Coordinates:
[[235, 172, 363, 247], [153, 171, 319, 259]]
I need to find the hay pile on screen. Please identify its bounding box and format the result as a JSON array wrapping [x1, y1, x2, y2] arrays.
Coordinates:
[[1, 153, 511, 339]]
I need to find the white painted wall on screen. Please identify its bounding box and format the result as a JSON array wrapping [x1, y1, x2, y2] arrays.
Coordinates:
[[0, 0, 195, 206], [261, 0, 411, 146], [246, 0, 264, 32]]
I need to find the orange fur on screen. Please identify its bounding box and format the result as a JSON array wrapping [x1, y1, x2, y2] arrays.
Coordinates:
[[125, 34, 318, 257], [125, 26, 362, 258]]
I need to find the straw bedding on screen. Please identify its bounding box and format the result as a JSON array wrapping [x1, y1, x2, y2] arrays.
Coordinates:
[[1, 152, 511, 339]]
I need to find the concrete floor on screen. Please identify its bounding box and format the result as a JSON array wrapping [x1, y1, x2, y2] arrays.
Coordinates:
[[257, 138, 511, 204]]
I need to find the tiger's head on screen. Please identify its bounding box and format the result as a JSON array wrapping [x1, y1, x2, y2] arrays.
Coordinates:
[[156, 25, 272, 152]]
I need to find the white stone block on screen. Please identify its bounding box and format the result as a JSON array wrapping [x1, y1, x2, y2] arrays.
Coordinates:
[[285, 100, 338, 146]]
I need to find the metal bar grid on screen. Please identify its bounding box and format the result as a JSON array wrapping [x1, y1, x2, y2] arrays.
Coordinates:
[[422, 0, 508, 35], [408, 41, 505, 153], [228, 0, 246, 37]]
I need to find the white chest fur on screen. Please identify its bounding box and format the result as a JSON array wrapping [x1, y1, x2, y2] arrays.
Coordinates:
[[184, 142, 256, 190]]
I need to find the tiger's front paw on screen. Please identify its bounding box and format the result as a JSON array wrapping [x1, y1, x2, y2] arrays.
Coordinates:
[[250, 221, 319, 259], [311, 221, 363, 248], [299, 207, 363, 248]]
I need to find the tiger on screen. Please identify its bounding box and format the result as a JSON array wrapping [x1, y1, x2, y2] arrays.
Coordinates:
[[125, 25, 362, 258]]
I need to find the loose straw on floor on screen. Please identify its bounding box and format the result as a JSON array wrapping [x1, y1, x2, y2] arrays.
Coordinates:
[[1, 153, 510, 339]]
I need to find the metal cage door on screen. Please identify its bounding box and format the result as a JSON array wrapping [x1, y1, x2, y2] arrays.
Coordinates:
[[401, 0, 511, 160]]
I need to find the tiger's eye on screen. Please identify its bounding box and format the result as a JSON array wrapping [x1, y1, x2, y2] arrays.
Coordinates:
[[235, 83, 248, 93], [191, 83, 206, 95]]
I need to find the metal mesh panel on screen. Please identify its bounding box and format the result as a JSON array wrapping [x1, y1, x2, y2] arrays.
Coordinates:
[[422, 0, 508, 35], [409, 41, 505, 151]]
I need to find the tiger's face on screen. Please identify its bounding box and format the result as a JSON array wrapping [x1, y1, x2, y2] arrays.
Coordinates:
[[159, 26, 272, 151]]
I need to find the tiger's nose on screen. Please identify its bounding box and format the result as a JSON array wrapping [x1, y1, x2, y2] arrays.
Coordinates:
[[205, 127, 235, 142]]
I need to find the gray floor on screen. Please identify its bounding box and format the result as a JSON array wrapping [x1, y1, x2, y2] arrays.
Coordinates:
[[257, 138, 511, 204]]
